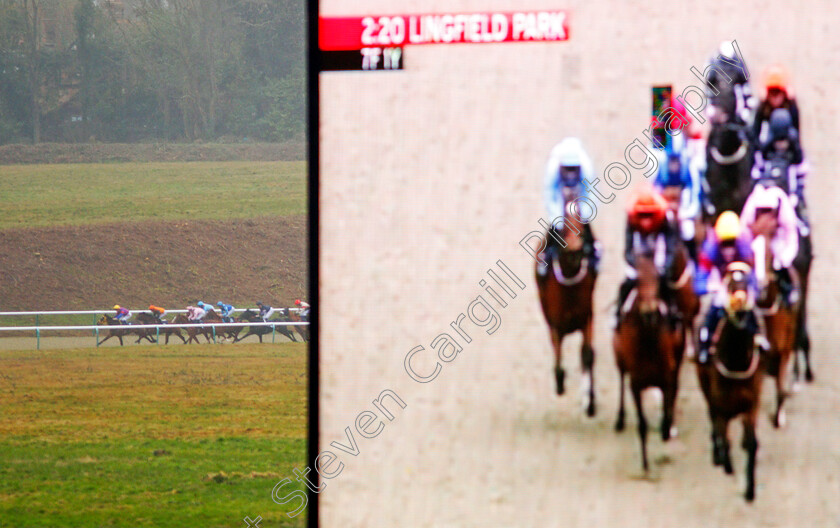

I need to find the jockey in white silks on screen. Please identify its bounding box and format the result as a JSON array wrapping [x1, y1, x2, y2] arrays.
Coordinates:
[[539, 137, 601, 276]]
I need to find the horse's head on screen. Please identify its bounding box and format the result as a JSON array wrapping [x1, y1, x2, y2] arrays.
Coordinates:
[[635, 251, 661, 316], [98, 315, 108, 325], [724, 263, 753, 317]]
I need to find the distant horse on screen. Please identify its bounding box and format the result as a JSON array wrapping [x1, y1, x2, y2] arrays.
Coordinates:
[[704, 121, 753, 221], [232, 310, 296, 344], [281, 308, 308, 342], [613, 253, 684, 472], [202, 310, 239, 342], [753, 234, 797, 428], [696, 268, 762, 501], [535, 216, 597, 416], [172, 313, 211, 345], [135, 312, 186, 345], [96, 315, 133, 346]]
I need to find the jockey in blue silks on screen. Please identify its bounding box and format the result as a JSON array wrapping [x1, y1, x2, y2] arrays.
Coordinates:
[[539, 137, 601, 277], [653, 149, 702, 264]]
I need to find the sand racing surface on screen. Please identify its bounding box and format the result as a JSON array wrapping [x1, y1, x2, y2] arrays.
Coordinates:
[[318, 1, 840, 526]]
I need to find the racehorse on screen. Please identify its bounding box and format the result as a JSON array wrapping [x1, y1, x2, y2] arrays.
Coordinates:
[[535, 216, 596, 416], [96, 315, 134, 346], [172, 313, 211, 345], [613, 253, 684, 471], [202, 310, 239, 342], [668, 241, 700, 356], [232, 309, 297, 344], [754, 159, 814, 385], [753, 234, 797, 428], [704, 121, 753, 221], [282, 308, 309, 342], [696, 268, 762, 501], [135, 312, 186, 345]]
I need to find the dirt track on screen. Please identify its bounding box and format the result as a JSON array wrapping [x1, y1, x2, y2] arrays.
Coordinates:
[[319, 1, 840, 526]]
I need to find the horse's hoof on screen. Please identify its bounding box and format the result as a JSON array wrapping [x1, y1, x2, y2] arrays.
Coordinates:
[[615, 418, 625, 432], [805, 370, 814, 383], [670, 425, 678, 438], [554, 368, 565, 395], [745, 488, 755, 502], [586, 402, 596, 418], [774, 409, 787, 429], [724, 461, 734, 475]]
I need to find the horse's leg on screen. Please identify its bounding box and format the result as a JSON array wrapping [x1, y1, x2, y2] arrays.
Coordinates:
[[774, 346, 792, 429], [742, 411, 759, 501], [118, 334, 124, 346], [631, 384, 648, 473], [551, 329, 565, 395], [661, 381, 677, 441], [615, 369, 626, 432], [581, 319, 596, 417], [97, 333, 112, 346], [714, 415, 733, 474]]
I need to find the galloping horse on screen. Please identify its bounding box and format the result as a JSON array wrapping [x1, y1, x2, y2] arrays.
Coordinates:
[[613, 253, 684, 471], [172, 313, 211, 345], [667, 242, 700, 355], [232, 310, 296, 343], [535, 216, 597, 416], [704, 121, 753, 221], [96, 315, 134, 346], [696, 267, 762, 501], [280, 308, 307, 342], [753, 234, 797, 428]]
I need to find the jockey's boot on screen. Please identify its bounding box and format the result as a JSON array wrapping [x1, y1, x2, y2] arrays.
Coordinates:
[[777, 266, 799, 306], [537, 241, 556, 278], [614, 279, 636, 329], [582, 224, 601, 276], [697, 306, 724, 365]]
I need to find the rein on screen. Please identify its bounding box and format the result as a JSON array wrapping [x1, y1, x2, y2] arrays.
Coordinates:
[[668, 260, 694, 289], [552, 255, 589, 286], [710, 143, 748, 165]]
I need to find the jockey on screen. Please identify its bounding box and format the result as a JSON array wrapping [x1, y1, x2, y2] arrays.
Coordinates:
[[256, 301, 275, 322], [217, 301, 235, 323], [752, 108, 810, 234], [616, 187, 679, 324], [186, 305, 206, 322], [740, 184, 800, 306], [670, 96, 706, 169], [113, 305, 131, 324], [697, 262, 764, 365], [753, 65, 800, 144], [295, 299, 311, 320], [654, 150, 702, 261], [148, 304, 166, 324], [705, 40, 756, 126], [197, 301, 214, 313], [540, 137, 601, 275], [696, 212, 757, 363]]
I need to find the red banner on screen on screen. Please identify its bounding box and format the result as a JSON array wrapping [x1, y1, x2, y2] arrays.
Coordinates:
[[319, 11, 569, 51]]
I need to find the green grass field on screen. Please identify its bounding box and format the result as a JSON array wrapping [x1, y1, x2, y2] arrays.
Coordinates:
[[0, 161, 306, 229], [0, 342, 309, 527]]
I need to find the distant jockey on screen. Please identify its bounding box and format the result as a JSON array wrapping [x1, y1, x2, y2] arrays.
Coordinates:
[[540, 137, 601, 276], [113, 305, 131, 324], [653, 150, 702, 262], [295, 299, 310, 320], [256, 301, 274, 322], [217, 301, 235, 323], [616, 187, 679, 325], [705, 40, 756, 126], [197, 301, 214, 313], [148, 305, 166, 324], [696, 212, 758, 363], [670, 96, 706, 170], [752, 108, 810, 235], [740, 184, 800, 306], [186, 305, 206, 322], [753, 65, 800, 144]]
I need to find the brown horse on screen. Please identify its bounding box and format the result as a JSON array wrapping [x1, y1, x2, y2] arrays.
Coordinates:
[[136, 312, 187, 345], [753, 234, 797, 428], [535, 216, 597, 416], [96, 315, 133, 346], [613, 253, 683, 472], [668, 242, 700, 356], [696, 268, 762, 501], [172, 313, 211, 345], [282, 308, 308, 342], [202, 310, 239, 342]]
